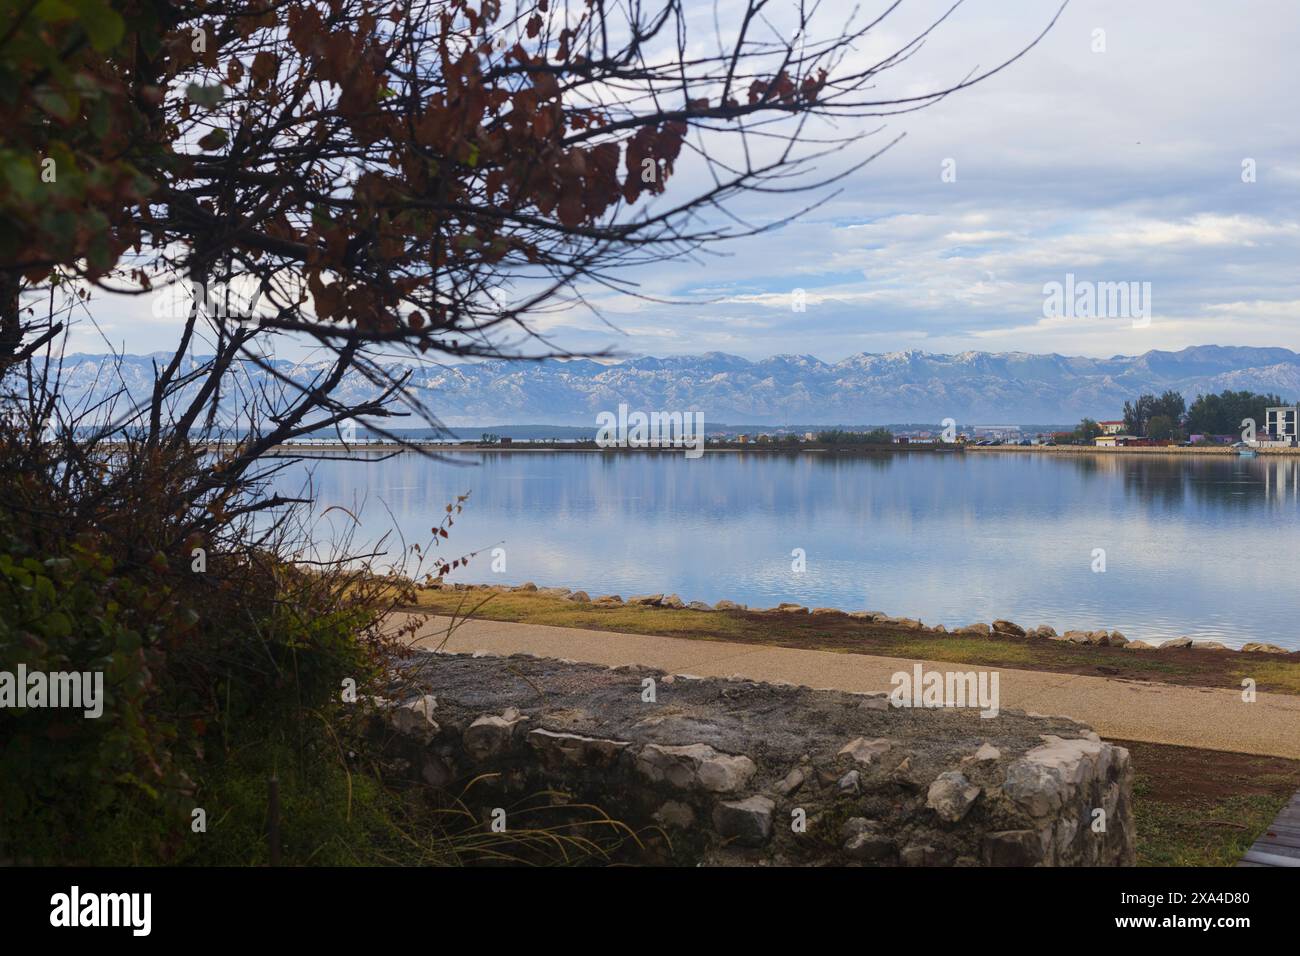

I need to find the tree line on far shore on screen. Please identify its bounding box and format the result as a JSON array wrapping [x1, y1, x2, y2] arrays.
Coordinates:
[[815, 428, 896, 445], [1067, 389, 1288, 444]]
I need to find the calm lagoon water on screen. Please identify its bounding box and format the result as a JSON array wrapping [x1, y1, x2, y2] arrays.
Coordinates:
[[273, 450, 1300, 650]]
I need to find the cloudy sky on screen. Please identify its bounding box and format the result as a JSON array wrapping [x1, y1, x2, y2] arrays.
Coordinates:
[[74, 0, 1300, 364]]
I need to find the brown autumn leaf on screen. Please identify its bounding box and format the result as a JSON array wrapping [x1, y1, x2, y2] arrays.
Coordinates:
[[251, 51, 278, 88]]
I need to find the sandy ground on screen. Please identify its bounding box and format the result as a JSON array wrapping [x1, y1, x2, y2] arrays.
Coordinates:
[[391, 612, 1300, 759]]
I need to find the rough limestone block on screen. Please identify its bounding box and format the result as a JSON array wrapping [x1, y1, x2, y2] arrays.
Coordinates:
[[712, 796, 775, 846], [635, 742, 756, 794], [927, 772, 981, 822], [464, 712, 527, 761], [528, 729, 629, 770]]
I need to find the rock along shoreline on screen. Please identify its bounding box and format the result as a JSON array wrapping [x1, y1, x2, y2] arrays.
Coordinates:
[[427, 580, 1293, 656]]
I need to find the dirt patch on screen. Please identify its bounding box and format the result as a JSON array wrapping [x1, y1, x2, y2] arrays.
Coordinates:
[[1116, 739, 1300, 805], [1116, 739, 1300, 867]]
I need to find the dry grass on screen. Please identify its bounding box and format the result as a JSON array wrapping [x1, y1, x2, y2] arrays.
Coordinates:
[[1230, 660, 1300, 695]]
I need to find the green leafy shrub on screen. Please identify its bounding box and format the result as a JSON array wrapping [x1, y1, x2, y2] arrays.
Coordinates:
[[0, 536, 190, 863], [0, 412, 395, 863]]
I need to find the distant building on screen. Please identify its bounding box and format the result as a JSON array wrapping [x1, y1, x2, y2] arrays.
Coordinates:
[[1098, 420, 1125, 435], [1096, 435, 1168, 448], [973, 425, 1022, 441], [804, 432, 816, 442], [1265, 406, 1298, 444]]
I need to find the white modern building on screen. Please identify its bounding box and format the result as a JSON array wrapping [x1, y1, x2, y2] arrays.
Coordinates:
[[1264, 405, 1298, 445]]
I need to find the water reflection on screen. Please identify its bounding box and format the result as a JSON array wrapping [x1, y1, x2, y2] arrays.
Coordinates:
[[271, 449, 1300, 649]]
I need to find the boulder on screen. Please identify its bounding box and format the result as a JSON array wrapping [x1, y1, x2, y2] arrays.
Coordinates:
[[1105, 630, 1129, 647], [1032, 625, 1058, 639], [388, 694, 439, 741], [956, 623, 991, 638], [629, 593, 664, 606], [635, 742, 757, 793], [839, 817, 872, 838], [838, 769, 862, 795], [844, 831, 897, 862], [592, 595, 624, 607], [420, 753, 454, 788], [982, 829, 1044, 866], [811, 607, 845, 617], [714, 599, 747, 611], [927, 772, 981, 822], [775, 603, 808, 614], [1123, 640, 1155, 650], [962, 742, 1001, 765], [654, 800, 696, 829], [564, 590, 591, 603], [900, 844, 955, 867], [1241, 642, 1289, 654], [687, 601, 712, 610], [516, 582, 538, 592], [1063, 630, 1091, 644], [1158, 637, 1193, 649], [464, 712, 527, 761], [1003, 735, 1120, 818], [660, 594, 686, 609], [712, 795, 775, 847], [838, 737, 893, 766], [773, 767, 805, 796], [528, 729, 629, 770], [991, 620, 1026, 638]]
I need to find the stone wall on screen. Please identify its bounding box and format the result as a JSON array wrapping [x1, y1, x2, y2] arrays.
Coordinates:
[[372, 651, 1135, 866]]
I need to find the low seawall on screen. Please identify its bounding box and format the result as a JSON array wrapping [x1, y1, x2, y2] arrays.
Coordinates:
[[373, 651, 1136, 866]]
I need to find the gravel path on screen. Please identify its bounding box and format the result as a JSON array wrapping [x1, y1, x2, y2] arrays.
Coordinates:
[[391, 612, 1300, 759]]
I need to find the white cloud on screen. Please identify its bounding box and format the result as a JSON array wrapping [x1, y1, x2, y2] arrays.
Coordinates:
[[56, 0, 1300, 364]]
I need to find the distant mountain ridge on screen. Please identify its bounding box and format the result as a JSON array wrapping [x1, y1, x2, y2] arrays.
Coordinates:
[[42, 345, 1300, 426]]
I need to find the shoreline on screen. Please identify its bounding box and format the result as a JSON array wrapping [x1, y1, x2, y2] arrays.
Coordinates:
[[260, 441, 1300, 456], [967, 444, 1300, 456], [425, 580, 1295, 656]]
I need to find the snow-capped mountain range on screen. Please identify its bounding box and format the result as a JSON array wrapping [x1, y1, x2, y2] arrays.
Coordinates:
[[41, 345, 1300, 426]]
